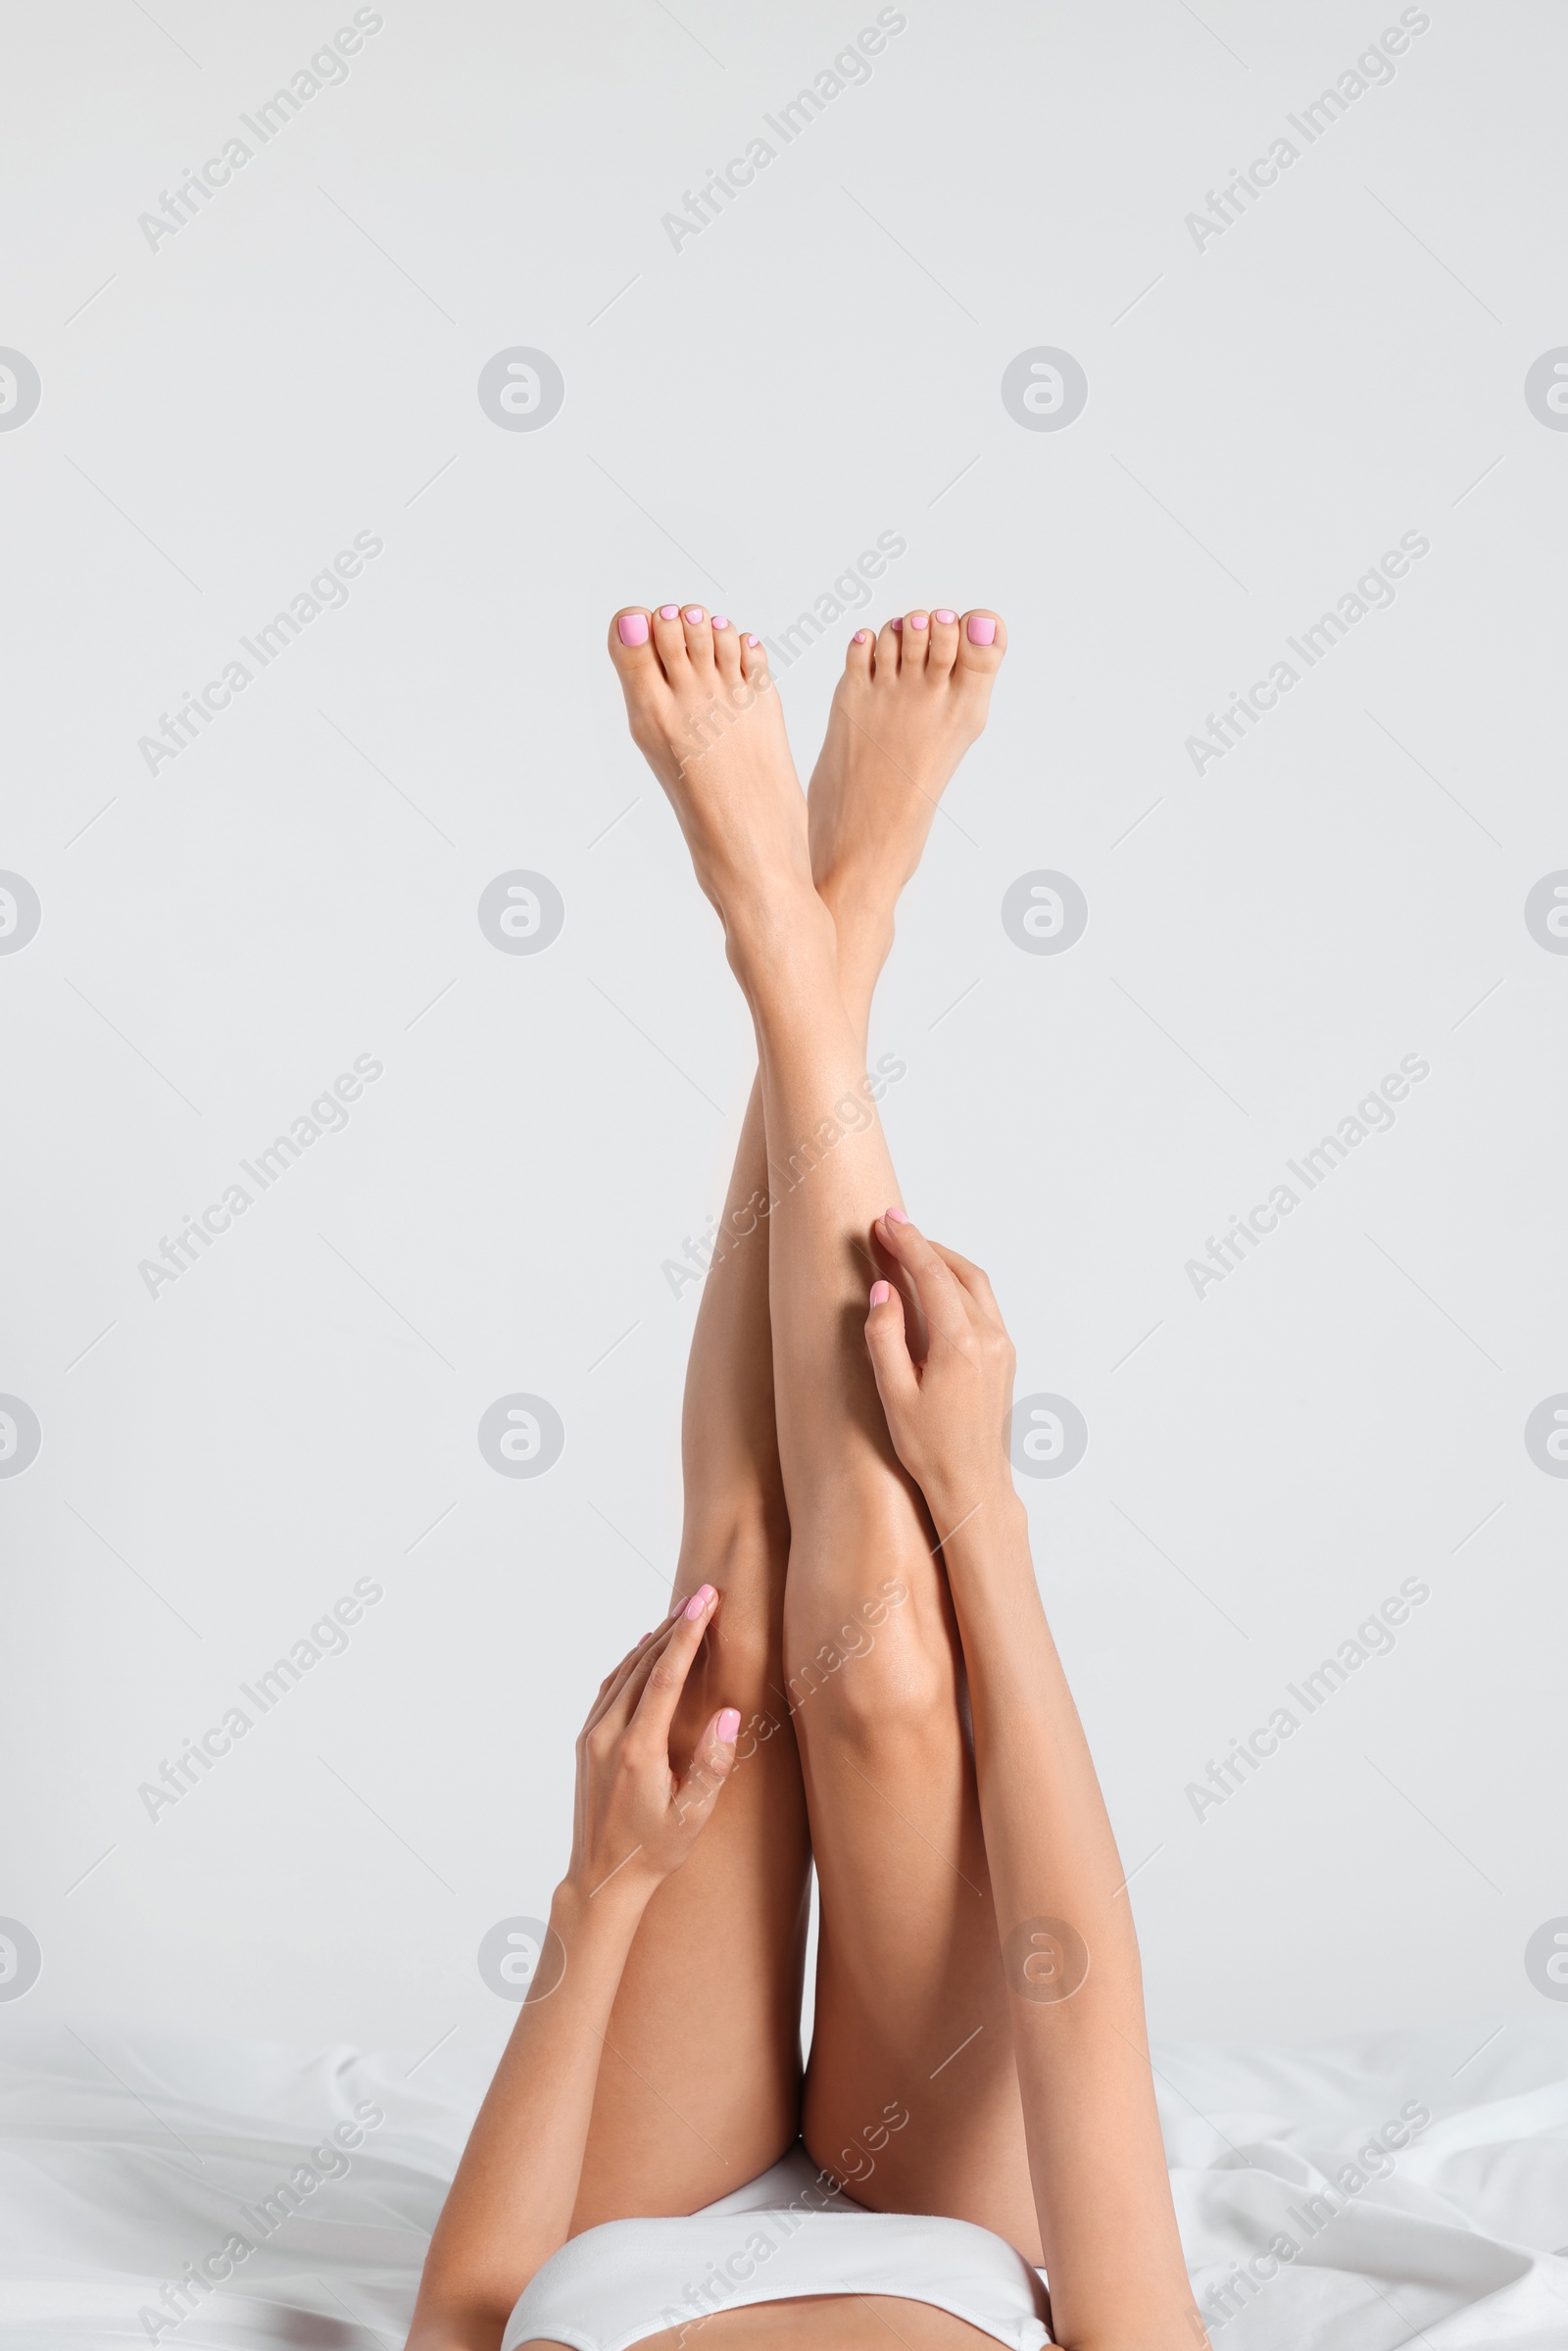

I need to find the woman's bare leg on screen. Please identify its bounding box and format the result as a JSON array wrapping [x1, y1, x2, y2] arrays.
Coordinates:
[[773, 611, 1038, 2252], [571, 612, 813, 2226]]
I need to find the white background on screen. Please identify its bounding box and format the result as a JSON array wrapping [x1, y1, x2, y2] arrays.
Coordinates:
[[2, 0, 1565, 2064]]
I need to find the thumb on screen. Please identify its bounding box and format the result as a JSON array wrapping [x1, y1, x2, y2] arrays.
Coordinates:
[[672, 1706, 741, 1830], [865, 1278, 919, 1422]]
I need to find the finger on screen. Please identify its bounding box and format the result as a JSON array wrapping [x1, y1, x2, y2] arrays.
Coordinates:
[[628, 1585, 719, 1747], [864, 1278, 921, 1424], [582, 1608, 679, 1735], [593, 1599, 695, 1733], [872, 1211, 971, 1349], [590, 1591, 708, 1739], [670, 1705, 742, 1833], [582, 1634, 653, 1735], [928, 1242, 1005, 1332]]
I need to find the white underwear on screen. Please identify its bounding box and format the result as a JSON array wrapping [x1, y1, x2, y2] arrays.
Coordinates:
[[502, 2145, 1053, 2351]]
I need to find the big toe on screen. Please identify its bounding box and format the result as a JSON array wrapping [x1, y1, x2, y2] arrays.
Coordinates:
[[609, 608, 662, 700], [611, 606, 653, 655], [956, 610, 1006, 678]]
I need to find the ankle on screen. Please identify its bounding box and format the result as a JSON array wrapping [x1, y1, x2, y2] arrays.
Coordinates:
[[723, 882, 839, 1002], [812, 873, 892, 996]]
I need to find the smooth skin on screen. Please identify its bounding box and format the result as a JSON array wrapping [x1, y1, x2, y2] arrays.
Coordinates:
[[407, 604, 1206, 2351]]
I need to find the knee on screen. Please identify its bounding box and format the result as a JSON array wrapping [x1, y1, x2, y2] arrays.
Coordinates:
[[783, 1563, 958, 1749]]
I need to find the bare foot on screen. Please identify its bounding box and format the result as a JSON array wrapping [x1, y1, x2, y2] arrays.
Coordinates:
[[807, 607, 1006, 977], [607, 603, 821, 955]]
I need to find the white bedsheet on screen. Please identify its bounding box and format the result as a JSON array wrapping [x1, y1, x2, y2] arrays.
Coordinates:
[[0, 2014, 1564, 2348]]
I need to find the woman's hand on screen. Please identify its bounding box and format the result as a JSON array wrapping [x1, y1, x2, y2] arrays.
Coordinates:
[[565, 1586, 741, 1908], [864, 1210, 1017, 1524], [407, 1591, 742, 2344]]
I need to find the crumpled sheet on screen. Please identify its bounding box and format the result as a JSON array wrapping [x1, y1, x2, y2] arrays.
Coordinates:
[[0, 2013, 1564, 2347]]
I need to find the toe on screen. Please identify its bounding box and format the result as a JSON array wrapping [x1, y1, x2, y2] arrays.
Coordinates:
[[903, 610, 932, 672], [609, 607, 657, 678], [875, 616, 903, 676], [652, 603, 688, 675], [710, 612, 742, 685], [845, 624, 873, 683], [928, 608, 960, 677], [680, 604, 716, 673], [956, 610, 1006, 677], [740, 631, 771, 692]]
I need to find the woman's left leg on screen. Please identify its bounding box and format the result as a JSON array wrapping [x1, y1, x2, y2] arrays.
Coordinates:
[[570, 615, 812, 2227]]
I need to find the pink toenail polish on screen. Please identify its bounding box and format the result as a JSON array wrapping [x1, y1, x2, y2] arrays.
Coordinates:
[[885, 1206, 909, 1225], [710, 613, 729, 629], [745, 633, 760, 647], [935, 609, 956, 625], [966, 614, 997, 644], [617, 612, 649, 645], [869, 1280, 890, 1305], [716, 1707, 742, 1743], [684, 607, 704, 623], [910, 612, 929, 630], [684, 1583, 716, 1620], [889, 616, 903, 630], [660, 605, 679, 619], [853, 629, 868, 643]]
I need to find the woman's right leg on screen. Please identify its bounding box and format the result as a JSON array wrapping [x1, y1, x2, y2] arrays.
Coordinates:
[[766, 611, 1043, 2253]]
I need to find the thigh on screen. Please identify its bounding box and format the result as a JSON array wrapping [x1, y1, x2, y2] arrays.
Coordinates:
[[570, 1597, 811, 2228], [571, 1114, 814, 2229], [785, 1507, 1041, 2264]]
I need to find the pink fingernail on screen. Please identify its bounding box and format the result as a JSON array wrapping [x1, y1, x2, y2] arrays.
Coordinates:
[[684, 1583, 716, 1620], [966, 614, 997, 645], [617, 612, 649, 646], [660, 605, 680, 619], [684, 607, 704, 623], [716, 1707, 741, 1742], [745, 633, 760, 648], [885, 1206, 909, 1226], [934, 609, 956, 625], [910, 611, 928, 631], [869, 1280, 891, 1305], [853, 629, 868, 643], [711, 613, 729, 629], [889, 616, 903, 631]]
